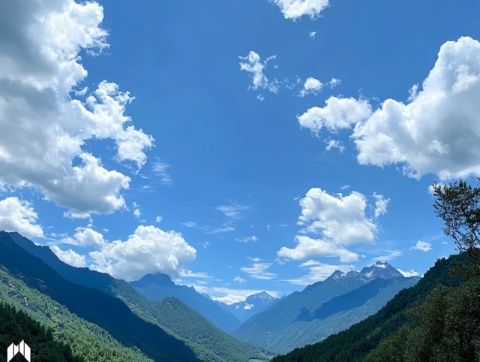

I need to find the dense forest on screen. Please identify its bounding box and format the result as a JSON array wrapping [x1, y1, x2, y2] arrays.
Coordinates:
[[274, 180, 480, 362], [0, 302, 81, 362], [0, 267, 152, 362]]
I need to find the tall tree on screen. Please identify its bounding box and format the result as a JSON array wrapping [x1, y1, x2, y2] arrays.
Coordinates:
[[433, 178, 480, 272]]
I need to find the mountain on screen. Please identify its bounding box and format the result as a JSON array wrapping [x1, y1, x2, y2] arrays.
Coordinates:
[[153, 297, 269, 362], [0, 302, 82, 362], [0, 268, 152, 362], [217, 292, 278, 323], [272, 254, 468, 362], [234, 261, 420, 354], [0, 231, 197, 361], [131, 273, 241, 332], [7, 231, 266, 362]]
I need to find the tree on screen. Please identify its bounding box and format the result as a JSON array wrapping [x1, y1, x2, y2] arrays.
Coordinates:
[[433, 179, 480, 272]]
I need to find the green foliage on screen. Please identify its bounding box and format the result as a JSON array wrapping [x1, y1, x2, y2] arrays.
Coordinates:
[[272, 254, 466, 362], [0, 268, 152, 362], [0, 231, 198, 361], [0, 302, 81, 362], [152, 298, 269, 362], [433, 179, 480, 271], [8, 232, 265, 362], [366, 278, 480, 362]]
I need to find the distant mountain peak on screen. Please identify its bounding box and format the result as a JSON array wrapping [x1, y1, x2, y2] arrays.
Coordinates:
[[330, 270, 346, 280], [360, 261, 403, 280], [133, 273, 175, 287], [246, 291, 275, 303], [320, 262, 403, 286]]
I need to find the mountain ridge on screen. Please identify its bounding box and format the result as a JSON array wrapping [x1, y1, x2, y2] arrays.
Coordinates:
[[235, 261, 419, 354], [272, 254, 467, 361], [5, 231, 267, 362], [131, 272, 241, 332], [217, 291, 278, 323]]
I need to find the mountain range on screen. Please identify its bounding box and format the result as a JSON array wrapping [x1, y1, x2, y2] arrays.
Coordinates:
[[0, 231, 426, 360], [0, 232, 267, 362], [131, 273, 241, 332], [217, 291, 278, 323], [273, 253, 472, 361], [234, 261, 420, 354]]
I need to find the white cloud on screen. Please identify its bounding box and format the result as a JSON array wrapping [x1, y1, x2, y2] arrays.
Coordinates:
[[323, 37, 480, 180], [309, 31, 317, 39], [155, 216, 163, 224], [51, 245, 86, 268], [298, 97, 372, 134], [62, 227, 105, 248], [278, 188, 384, 263], [329, 77, 341, 88], [298, 188, 377, 244], [325, 139, 345, 153], [374, 250, 402, 262], [216, 202, 250, 220], [286, 260, 352, 286], [411, 240, 432, 252], [152, 161, 172, 185], [239, 51, 278, 93], [273, 0, 330, 20], [397, 268, 420, 278], [300, 77, 323, 97], [0, 197, 43, 238], [181, 220, 235, 234], [132, 202, 141, 219], [89, 225, 196, 281], [182, 221, 199, 228], [373, 193, 390, 218], [241, 260, 276, 280], [0, 0, 153, 216], [278, 235, 359, 262], [233, 276, 247, 283], [236, 235, 259, 243], [211, 226, 236, 234], [179, 270, 212, 280]]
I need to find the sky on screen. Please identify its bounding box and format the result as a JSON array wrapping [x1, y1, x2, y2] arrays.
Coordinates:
[[1, 0, 480, 304]]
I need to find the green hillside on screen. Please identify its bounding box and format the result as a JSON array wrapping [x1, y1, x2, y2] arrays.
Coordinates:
[[0, 267, 151, 362], [0, 232, 197, 361], [260, 277, 418, 354], [236, 262, 418, 354], [153, 297, 269, 362], [272, 254, 469, 361], [0, 302, 80, 362], [9, 232, 266, 362]]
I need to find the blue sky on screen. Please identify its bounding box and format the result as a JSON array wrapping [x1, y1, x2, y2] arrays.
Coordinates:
[[1, 0, 480, 303]]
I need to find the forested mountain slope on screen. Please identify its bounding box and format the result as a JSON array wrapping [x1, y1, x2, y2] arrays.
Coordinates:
[[7, 231, 266, 362], [131, 273, 240, 332], [0, 268, 152, 362], [0, 302, 82, 362], [0, 231, 198, 362], [273, 254, 468, 361], [235, 261, 418, 354]]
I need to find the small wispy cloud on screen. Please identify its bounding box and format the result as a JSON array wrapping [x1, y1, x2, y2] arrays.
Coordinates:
[[215, 202, 250, 220], [152, 160, 172, 185], [236, 235, 259, 243], [241, 258, 276, 280], [374, 250, 402, 262], [411, 240, 432, 252]]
